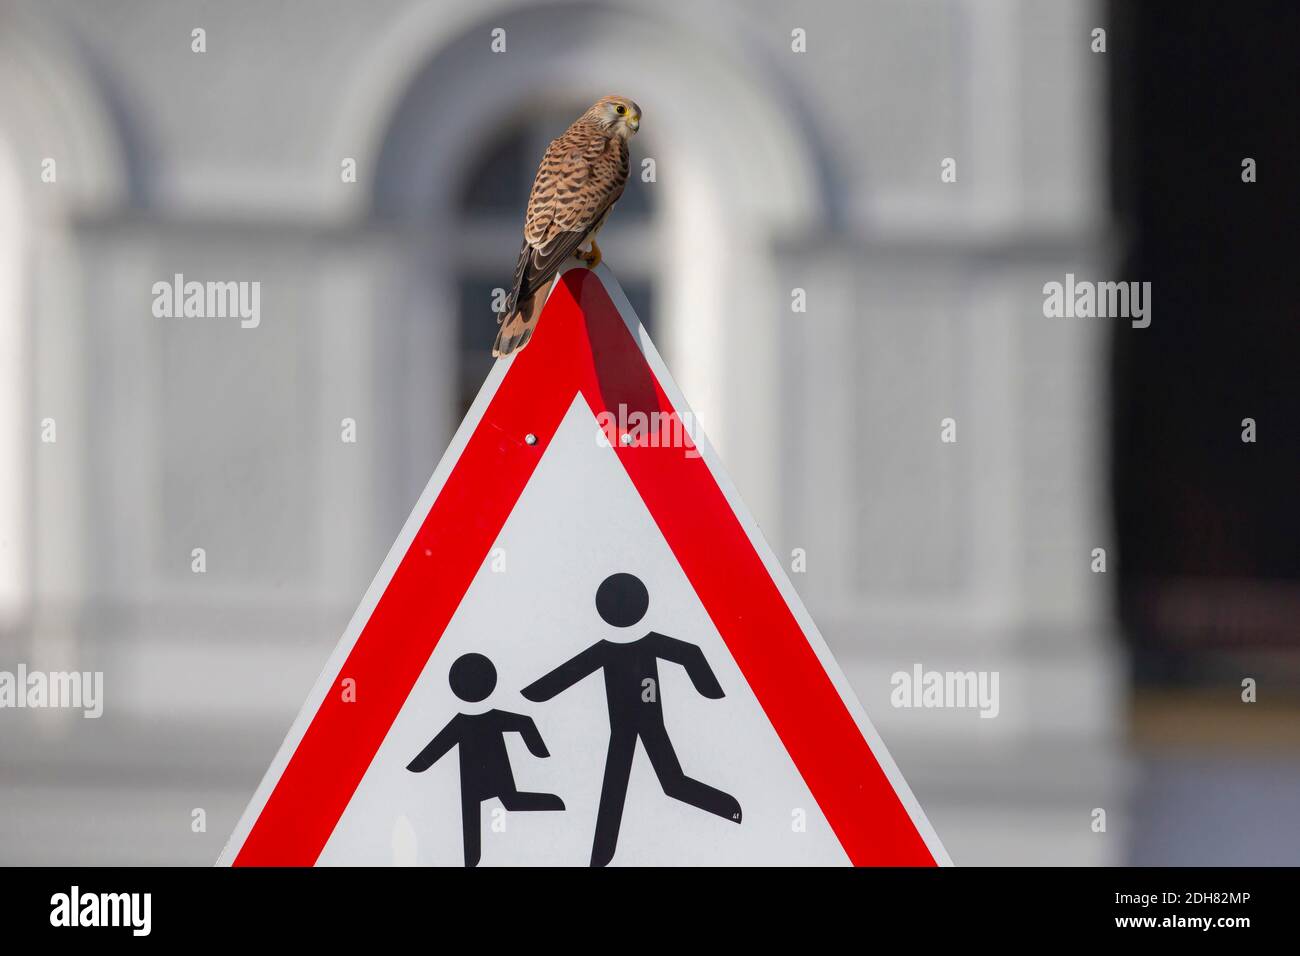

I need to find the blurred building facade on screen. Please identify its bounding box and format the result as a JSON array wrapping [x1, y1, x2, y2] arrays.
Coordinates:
[[0, 0, 1122, 864]]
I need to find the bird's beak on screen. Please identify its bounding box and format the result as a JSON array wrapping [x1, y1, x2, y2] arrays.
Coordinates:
[[627, 115, 640, 133]]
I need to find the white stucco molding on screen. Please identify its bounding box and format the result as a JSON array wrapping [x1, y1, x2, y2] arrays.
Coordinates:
[[0, 1, 128, 215]]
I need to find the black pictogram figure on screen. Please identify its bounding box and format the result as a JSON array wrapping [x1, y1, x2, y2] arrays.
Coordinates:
[[522, 573, 741, 867], [407, 652, 564, 867]]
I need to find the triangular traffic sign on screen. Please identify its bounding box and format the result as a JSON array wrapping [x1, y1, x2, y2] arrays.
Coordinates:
[[220, 265, 948, 867]]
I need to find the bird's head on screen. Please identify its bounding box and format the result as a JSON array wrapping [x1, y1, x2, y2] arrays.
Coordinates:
[[587, 95, 641, 138]]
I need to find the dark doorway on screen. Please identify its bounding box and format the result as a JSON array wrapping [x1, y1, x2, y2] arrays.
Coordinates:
[[1108, 1, 1300, 686]]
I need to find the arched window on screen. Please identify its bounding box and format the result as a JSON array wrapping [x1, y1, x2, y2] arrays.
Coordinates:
[[451, 105, 658, 418]]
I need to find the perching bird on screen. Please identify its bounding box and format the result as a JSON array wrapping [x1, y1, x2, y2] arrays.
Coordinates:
[[493, 95, 641, 357]]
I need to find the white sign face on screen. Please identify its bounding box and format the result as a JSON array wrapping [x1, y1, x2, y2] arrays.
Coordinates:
[[221, 265, 946, 868], [320, 397, 849, 866]]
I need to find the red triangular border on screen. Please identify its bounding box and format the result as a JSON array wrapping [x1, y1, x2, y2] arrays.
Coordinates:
[[227, 268, 943, 866]]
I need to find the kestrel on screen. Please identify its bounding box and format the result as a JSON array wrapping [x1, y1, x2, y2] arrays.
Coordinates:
[[493, 95, 641, 357]]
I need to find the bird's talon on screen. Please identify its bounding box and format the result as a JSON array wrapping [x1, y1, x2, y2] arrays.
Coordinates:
[[579, 241, 603, 269]]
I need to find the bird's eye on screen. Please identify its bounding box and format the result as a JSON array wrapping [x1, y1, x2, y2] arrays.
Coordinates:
[[615, 105, 626, 115]]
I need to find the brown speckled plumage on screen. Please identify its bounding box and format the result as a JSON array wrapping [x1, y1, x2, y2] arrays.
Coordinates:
[[494, 95, 641, 357]]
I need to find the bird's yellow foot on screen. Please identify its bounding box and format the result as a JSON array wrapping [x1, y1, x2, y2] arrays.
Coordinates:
[[578, 240, 603, 269]]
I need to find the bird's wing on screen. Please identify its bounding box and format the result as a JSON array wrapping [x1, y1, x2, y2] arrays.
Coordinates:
[[507, 125, 628, 311]]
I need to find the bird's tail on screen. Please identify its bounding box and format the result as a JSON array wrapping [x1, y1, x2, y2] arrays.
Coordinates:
[[492, 276, 554, 358]]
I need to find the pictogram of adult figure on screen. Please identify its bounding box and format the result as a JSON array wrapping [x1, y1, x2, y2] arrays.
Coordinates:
[[522, 573, 741, 867], [408, 652, 564, 867]]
